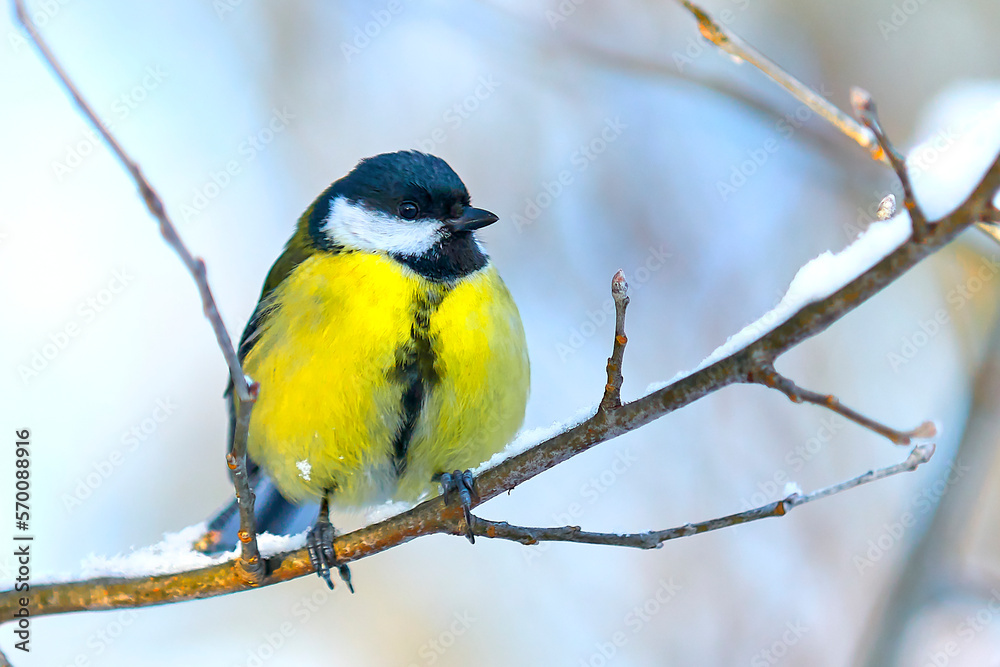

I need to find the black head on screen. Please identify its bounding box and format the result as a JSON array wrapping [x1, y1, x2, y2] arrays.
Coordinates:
[[302, 151, 497, 281], [337, 151, 471, 221]]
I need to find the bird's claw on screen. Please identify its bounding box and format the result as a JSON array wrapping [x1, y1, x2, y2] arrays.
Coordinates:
[[438, 469, 480, 543], [307, 518, 353, 593]]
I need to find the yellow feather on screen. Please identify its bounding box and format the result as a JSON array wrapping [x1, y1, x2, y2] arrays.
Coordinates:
[[242, 250, 529, 506]]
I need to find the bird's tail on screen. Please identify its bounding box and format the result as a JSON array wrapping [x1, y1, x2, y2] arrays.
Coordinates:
[[198, 469, 318, 554], [199, 385, 318, 553]]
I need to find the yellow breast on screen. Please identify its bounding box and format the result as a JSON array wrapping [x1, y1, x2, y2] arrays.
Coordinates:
[[242, 250, 529, 506]]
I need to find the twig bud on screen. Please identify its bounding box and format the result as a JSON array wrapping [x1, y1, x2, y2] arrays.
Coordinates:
[[849, 86, 875, 117], [611, 269, 629, 301], [876, 194, 896, 221]]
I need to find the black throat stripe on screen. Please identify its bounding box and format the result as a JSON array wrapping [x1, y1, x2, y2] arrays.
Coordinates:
[[391, 232, 488, 282], [389, 287, 446, 476]]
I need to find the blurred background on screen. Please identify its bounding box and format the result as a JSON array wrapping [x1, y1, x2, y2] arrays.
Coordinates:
[[2, 1, 1000, 665]]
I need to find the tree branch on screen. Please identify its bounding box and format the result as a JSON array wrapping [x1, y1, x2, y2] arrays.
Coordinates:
[[11, 0, 264, 581], [674, 0, 883, 162], [672, 0, 1000, 244], [749, 364, 936, 446], [476, 442, 933, 548]]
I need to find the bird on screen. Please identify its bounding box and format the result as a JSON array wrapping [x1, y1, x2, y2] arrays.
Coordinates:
[[216, 151, 529, 589]]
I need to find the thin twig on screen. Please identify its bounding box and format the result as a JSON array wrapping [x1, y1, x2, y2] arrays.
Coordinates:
[[599, 270, 630, 412], [12, 1, 251, 404], [475, 442, 934, 548], [474, 504, 789, 548], [850, 88, 929, 240], [672, 0, 1000, 244], [806, 443, 935, 500], [751, 365, 936, 446], [12, 0, 264, 581], [228, 381, 262, 579], [674, 0, 882, 162]]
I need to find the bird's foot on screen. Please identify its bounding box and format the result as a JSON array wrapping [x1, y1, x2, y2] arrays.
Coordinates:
[[437, 469, 480, 544], [307, 514, 353, 593]]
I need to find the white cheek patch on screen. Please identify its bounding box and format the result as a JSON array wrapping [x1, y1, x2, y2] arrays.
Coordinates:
[[324, 197, 443, 256]]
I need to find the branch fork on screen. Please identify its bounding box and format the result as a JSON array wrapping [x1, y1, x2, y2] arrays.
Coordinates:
[[674, 0, 1000, 246], [849, 87, 929, 241]]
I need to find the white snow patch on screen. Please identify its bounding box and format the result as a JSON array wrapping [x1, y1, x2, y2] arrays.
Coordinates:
[[365, 500, 416, 523], [257, 530, 307, 556], [473, 403, 597, 474], [37, 525, 310, 583], [908, 83, 1000, 220], [647, 212, 912, 393], [296, 459, 312, 481], [647, 84, 1000, 396], [76, 524, 235, 579]]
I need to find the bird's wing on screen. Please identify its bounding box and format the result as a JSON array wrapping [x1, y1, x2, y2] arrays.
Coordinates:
[[208, 193, 339, 541], [209, 238, 319, 539], [226, 236, 315, 445], [239, 239, 315, 363]]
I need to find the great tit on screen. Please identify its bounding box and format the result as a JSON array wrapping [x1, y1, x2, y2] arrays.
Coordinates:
[[220, 151, 529, 588]]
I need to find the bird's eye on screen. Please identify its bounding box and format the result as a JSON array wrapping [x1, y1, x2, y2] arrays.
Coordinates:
[[399, 201, 419, 220]]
